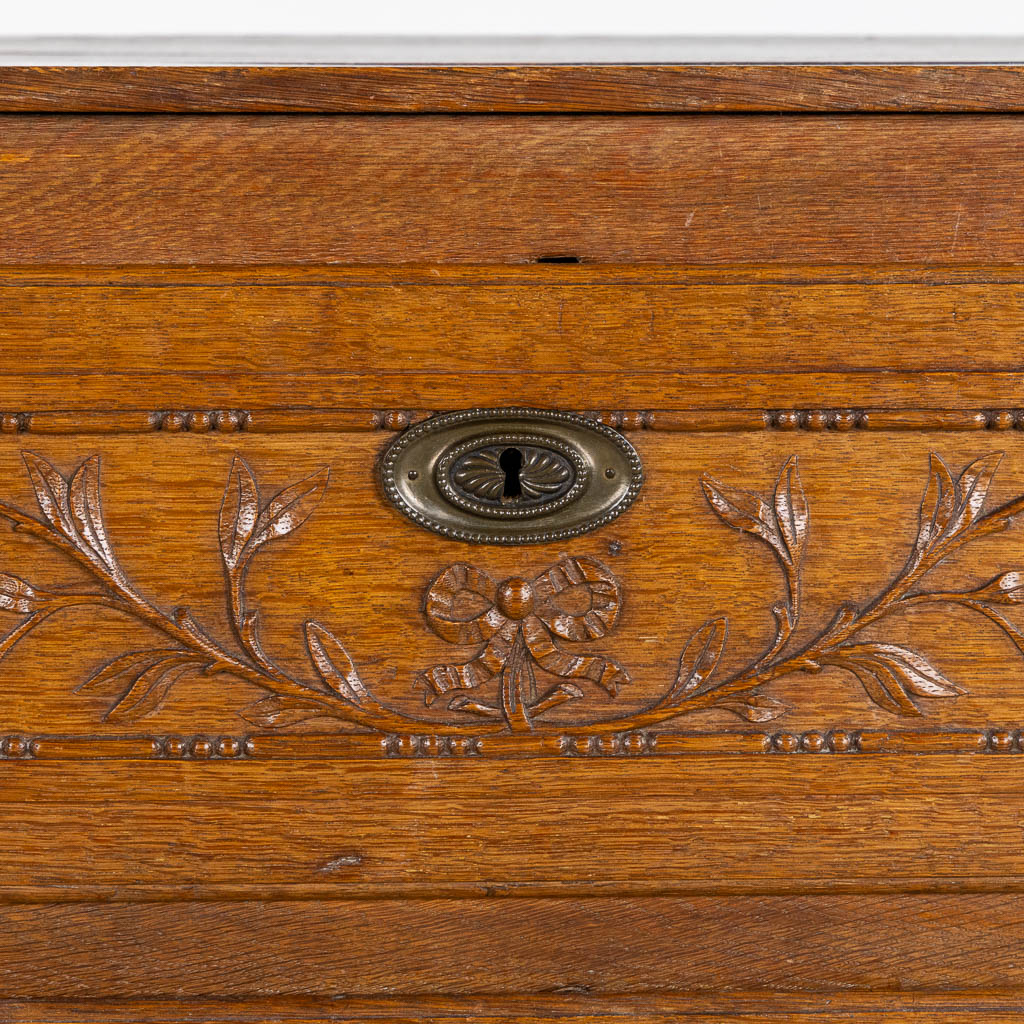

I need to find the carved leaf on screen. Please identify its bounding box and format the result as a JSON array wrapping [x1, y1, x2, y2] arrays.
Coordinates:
[[668, 617, 728, 702], [0, 615, 48, 660], [20, 453, 125, 576], [0, 573, 43, 614], [773, 456, 808, 566], [76, 649, 184, 695], [218, 456, 259, 569], [715, 694, 789, 722], [870, 645, 965, 698], [953, 452, 1003, 533], [250, 467, 329, 550], [965, 602, 1024, 656], [842, 660, 920, 717], [68, 455, 117, 571], [240, 694, 332, 728], [305, 621, 367, 706], [915, 453, 956, 553], [701, 473, 784, 558], [103, 654, 198, 722], [834, 643, 965, 717], [22, 452, 74, 539]]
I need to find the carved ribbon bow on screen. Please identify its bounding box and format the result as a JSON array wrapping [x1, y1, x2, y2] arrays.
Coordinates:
[[416, 556, 629, 730]]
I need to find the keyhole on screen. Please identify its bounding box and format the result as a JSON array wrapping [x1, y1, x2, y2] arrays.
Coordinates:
[[499, 447, 523, 500]]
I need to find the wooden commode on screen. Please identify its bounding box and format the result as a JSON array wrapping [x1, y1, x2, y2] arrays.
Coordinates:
[[1, 38, 1024, 1024]]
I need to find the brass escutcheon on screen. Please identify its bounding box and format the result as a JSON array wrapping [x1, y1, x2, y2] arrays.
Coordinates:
[[379, 408, 643, 544]]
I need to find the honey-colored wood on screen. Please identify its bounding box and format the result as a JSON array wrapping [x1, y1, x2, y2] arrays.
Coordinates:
[[0, 434, 1021, 739], [6, 998, 1024, 1024], [8, 265, 1024, 377], [5, 115, 1024, 265], [3, 756, 1024, 899], [5, 61, 1024, 1023], [9, 264, 1024, 410]]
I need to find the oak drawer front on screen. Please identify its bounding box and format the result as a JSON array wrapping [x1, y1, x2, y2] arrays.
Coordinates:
[[6, 64, 1024, 1022], [4, 427, 1024, 1009], [2, 428, 1024, 746]]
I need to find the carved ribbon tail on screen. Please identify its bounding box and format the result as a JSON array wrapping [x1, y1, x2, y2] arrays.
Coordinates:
[[417, 563, 510, 710], [500, 628, 536, 733]]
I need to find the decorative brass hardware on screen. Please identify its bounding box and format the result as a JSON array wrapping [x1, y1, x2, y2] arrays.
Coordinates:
[[378, 408, 644, 544]]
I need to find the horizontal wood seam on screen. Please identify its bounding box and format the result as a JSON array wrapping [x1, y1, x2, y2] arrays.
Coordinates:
[[6, 991, 1024, 1018], [9, 263, 1024, 285], [12, 878, 1024, 901]]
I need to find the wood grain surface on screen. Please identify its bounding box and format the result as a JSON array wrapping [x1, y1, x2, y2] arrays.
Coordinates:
[[4, 64, 1024, 112], [5, 115, 1024, 265], [1, 895, 1022, 997], [6, 997, 1024, 1024], [6, 68, 1024, 1021], [7, 264, 1024, 410], [8, 264, 1024, 376], [1, 757, 1024, 899]]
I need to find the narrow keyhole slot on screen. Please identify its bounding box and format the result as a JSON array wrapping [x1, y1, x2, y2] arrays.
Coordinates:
[[499, 447, 523, 499]]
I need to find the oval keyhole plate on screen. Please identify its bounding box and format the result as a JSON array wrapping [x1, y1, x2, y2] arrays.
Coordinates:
[[379, 408, 643, 544]]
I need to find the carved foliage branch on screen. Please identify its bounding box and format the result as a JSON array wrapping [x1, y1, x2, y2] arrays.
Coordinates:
[[605, 450, 1024, 731], [0, 449, 1020, 737], [0, 453, 442, 734]]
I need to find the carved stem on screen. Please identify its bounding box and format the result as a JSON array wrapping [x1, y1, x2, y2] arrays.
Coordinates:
[[569, 519, 994, 736], [0, 502, 328, 704]]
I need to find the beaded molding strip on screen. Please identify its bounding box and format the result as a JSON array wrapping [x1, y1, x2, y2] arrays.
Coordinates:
[[0, 408, 1022, 434], [0, 728, 1021, 761]]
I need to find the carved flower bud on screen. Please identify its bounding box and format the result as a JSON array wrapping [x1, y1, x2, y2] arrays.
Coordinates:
[[0, 573, 43, 614], [970, 571, 1024, 605]]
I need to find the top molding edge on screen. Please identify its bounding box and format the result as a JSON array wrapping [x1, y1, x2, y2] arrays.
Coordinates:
[[6, 36, 1024, 65], [4, 38, 1024, 112]]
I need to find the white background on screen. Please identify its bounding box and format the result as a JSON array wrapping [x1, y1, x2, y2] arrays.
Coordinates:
[[3, 0, 1024, 38]]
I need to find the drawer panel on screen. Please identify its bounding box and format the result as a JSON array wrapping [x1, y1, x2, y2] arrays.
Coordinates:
[[8, 265, 1024, 376], [0, 432, 1020, 740], [0, 757, 1022, 898], [0, 429, 1020, 902], [4, 265, 1024, 411], [1, 896, 1022, 998], [3, 114, 1024, 265]]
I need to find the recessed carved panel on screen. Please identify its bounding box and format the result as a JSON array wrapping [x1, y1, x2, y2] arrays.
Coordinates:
[[0, 444, 1022, 750]]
